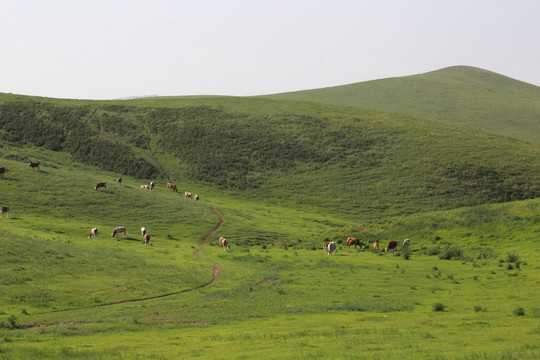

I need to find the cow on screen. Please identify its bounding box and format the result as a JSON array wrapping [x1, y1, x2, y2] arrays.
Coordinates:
[[112, 226, 127, 238], [323, 241, 330, 250], [150, 181, 155, 190], [0, 167, 5, 178], [167, 183, 178, 193], [0, 206, 9, 218], [141, 227, 146, 237], [373, 241, 379, 251], [185, 191, 192, 199], [403, 238, 410, 248], [140, 184, 149, 189], [144, 234, 150, 246], [117, 177, 122, 184], [194, 194, 199, 201], [346, 237, 361, 248], [218, 237, 230, 251], [94, 181, 106, 191], [88, 228, 98, 239], [327, 241, 336, 255], [29, 162, 40, 170], [386, 240, 398, 253]]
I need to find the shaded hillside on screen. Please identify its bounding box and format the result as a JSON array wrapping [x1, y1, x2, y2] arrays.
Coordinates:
[[1, 95, 539, 219], [267, 66, 540, 143]]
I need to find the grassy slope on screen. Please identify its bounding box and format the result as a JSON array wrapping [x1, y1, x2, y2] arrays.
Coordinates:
[[267, 65, 540, 144]]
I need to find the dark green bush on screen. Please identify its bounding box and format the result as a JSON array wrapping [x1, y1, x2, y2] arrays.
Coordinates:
[[432, 303, 446, 312], [439, 246, 464, 260]]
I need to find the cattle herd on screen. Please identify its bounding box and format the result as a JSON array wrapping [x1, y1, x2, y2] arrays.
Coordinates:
[[2, 161, 411, 256]]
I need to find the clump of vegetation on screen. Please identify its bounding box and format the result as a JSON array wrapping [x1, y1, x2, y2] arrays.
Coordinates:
[[513, 307, 525, 316], [473, 305, 486, 313], [432, 303, 446, 312], [439, 246, 464, 260]]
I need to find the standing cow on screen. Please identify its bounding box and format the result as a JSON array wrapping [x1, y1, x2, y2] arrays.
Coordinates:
[[218, 237, 230, 251], [386, 240, 398, 253], [95, 181, 106, 191], [373, 241, 380, 251], [150, 181, 155, 190], [0, 167, 5, 178], [144, 234, 151, 246], [327, 241, 336, 255], [112, 226, 127, 238], [346, 237, 361, 248], [29, 162, 40, 170], [0, 206, 9, 218], [88, 228, 98, 239], [141, 227, 146, 237], [403, 238, 410, 248]]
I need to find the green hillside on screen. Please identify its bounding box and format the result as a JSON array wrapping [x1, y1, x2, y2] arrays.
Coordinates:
[[267, 66, 540, 144], [1, 94, 539, 221]]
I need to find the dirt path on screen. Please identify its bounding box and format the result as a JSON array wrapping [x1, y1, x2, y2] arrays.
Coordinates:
[[24, 205, 224, 329]]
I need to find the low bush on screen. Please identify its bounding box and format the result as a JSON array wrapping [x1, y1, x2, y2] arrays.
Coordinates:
[[439, 246, 464, 260], [432, 302, 446, 312]]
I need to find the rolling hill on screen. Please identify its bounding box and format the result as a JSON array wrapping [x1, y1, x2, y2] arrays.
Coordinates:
[[267, 66, 540, 144]]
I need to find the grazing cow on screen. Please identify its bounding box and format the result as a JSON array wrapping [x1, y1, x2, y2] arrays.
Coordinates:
[[323, 241, 330, 250], [141, 227, 146, 237], [194, 194, 199, 201], [167, 183, 178, 193], [386, 240, 398, 253], [346, 237, 362, 248], [88, 228, 98, 239], [218, 237, 230, 251], [0, 206, 9, 218], [403, 238, 410, 248], [29, 161, 40, 170], [150, 181, 155, 190], [144, 234, 150, 246], [373, 241, 380, 251], [327, 241, 336, 255], [112, 226, 127, 238], [185, 191, 192, 199], [0, 167, 5, 178], [94, 181, 106, 191], [117, 177, 122, 184], [140, 184, 149, 189]]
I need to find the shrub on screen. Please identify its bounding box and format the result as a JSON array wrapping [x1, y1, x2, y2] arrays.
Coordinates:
[[513, 307, 525, 316], [439, 246, 464, 260], [506, 251, 520, 264], [473, 305, 486, 312], [432, 303, 446, 312]]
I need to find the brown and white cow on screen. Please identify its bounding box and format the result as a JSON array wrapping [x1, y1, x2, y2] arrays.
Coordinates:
[[373, 241, 380, 251], [144, 234, 151, 246], [323, 241, 330, 250], [218, 237, 230, 251], [88, 228, 98, 239], [112, 226, 127, 238], [0, 167, 5, 178], [346, 237, 361, 248], [327, 241, 336, 255], [403, 238, 410, 248], [150, 181, 155, 190], [29, 162, 40, 170], [140, 184, 149, 189], [194, 194, 199, 201], [94, 181, 106, 191], [386, 240, 398, 253], [185, 191, 192, 199], [0, 206, 9, 218], [167, 183, 178, 193]]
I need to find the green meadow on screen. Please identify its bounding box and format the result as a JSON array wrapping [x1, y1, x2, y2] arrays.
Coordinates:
[[1, 67, 540, 359]]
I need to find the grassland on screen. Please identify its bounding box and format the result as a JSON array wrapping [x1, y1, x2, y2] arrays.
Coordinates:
[[267, 65, 540, 144], [1, 75, 540, 359]]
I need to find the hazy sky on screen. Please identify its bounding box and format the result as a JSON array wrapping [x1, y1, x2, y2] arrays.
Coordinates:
[[2, 0, 539, 99]]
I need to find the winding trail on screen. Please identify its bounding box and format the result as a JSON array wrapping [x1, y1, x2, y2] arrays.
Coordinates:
[[24, 205, 224, 328]]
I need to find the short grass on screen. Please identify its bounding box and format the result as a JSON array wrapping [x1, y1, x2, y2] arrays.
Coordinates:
[[1, 147, 539, 359]]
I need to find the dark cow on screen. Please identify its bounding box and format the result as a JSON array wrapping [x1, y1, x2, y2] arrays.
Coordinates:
[[0, 167, 5, 178], [94, 181, 106, 191], [386, 240, 398, 253], [218, 237, 230, 251], [112, 226, 127, 238], [29, 162, 40, 170], [117, 177, 122, 184], [346, 237, 361, 248], [88, 228, 98, 239], [0, 206, 9, 218], [327, 241, 336, 255], [150, 181, 155, 190], [144, 234, 151, 246]]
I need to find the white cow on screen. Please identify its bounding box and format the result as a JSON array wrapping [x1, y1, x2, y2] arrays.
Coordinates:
[[327, 241, 336, 255], [112, 226, 127, 238]]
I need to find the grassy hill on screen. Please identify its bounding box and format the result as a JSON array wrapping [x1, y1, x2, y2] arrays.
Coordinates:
[[267, 66, 540, 144], [2, 94, 539, 221]]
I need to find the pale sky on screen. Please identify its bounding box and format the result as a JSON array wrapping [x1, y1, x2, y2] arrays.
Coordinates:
[[2, 0, 539, 100]]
